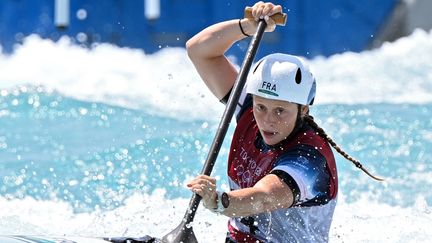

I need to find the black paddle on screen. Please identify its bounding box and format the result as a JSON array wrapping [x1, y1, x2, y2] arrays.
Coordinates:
[[106, 8, 286, 243], [161, 9, 287, 243]]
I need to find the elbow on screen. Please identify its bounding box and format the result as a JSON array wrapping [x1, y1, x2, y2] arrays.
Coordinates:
[[186, 34, 213, 61], [185, 37, 199, 60], [185, 38, 193, 53]]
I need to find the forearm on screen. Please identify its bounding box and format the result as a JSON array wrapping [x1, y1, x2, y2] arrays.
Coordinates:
[[186, 19, 254, 99], [186, 19, 249, 60], [221, 183, 294, 217], [185, 2, 281, 99], [221, 187, 267, 217], [188, 174, 294, 217]]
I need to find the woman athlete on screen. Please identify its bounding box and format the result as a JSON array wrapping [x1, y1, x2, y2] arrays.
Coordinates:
[[186, 2, 382, 242]]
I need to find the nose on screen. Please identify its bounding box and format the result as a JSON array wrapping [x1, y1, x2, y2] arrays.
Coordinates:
[[263, 111, 277, 125]]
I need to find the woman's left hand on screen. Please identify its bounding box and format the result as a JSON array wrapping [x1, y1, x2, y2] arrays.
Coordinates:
[[244, 1, 283, 34], [187, 175, 217, 210]]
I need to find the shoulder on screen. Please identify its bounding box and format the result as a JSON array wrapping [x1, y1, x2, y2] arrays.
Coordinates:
[[273, 145, 329, 186], [235, 93, 253, 121], [221, 82, 253, 122], [277, 143, 327, 168], [272, 145, 332, 206]]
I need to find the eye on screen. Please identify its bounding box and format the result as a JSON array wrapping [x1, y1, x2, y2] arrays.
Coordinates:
[[254, 104, 266, 112], [274, 107, 285, 116]]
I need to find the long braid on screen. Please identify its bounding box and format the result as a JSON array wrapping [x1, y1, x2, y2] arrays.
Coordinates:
[[303, 114, 384, 181]]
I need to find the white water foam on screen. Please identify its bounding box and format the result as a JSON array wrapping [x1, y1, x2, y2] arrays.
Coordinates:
[[0, 36, 220, 121], [1, 29, 432, 121], [1, 192, 431, 242], [313, 29, 432, 105]]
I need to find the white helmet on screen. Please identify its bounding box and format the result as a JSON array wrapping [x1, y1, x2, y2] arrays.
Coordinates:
[[246, 53, 316, 105]]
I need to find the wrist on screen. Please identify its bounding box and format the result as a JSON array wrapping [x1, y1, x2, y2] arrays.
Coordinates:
[[238, 19, 251, 37], [213, 191, 230, 213], [239, 18, 257, 37], [203, 191, 218, 210]]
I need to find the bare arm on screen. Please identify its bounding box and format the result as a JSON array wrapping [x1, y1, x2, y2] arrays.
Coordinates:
[[186, 1, 288, 217], [224, 174, 294, 217], [187, 173, 294, 217], [186, 19, 248, 100], [186, 2, 282, 100]]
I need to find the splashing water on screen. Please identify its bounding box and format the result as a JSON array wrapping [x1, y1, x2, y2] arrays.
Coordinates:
[[1, 29, 432, 242]]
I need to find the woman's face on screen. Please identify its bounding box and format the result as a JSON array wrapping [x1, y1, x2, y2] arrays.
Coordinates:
[[252, 95, 307, 145]]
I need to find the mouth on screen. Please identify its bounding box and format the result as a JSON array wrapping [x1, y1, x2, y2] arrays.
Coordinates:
[[261, 130, 278, 138]]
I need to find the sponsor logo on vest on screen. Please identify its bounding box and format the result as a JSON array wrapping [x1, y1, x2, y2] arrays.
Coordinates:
[[235, 147, 265, 187], [258, 81, 278, 97]]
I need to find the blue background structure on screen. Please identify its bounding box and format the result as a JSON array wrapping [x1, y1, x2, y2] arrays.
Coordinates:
[[0, 0, 397, 59]]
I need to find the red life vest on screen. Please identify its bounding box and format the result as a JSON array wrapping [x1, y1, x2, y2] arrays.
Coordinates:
[[227, 106, 338, 243], [228, 107, 338, 199]]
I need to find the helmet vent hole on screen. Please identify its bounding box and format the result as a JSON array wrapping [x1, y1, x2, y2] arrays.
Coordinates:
[[295, 68, 302, 84], [253, 60, 264, 74]]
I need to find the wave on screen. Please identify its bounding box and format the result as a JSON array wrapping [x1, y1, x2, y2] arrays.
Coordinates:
[[313, 29, 432, 105], [1, 192, 431, 242], [1, 29, 432, 121]]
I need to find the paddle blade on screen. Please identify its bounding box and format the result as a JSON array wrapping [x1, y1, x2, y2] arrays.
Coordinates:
[[105, 236, 161, 243], [161, 221, 198, 243]]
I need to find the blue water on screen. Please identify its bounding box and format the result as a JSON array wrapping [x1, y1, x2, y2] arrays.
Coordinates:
[[1, 31, 432, 242], [0, 87, 217, 211], [1, 86, 431, 211]]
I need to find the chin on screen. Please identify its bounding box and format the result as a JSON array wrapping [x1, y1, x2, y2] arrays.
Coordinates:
[[263, 137, 280, 146]]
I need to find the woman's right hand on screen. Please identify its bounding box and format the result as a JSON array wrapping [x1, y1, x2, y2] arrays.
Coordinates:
[[241, 1, 283, 35], [187, 175, 218, 210]]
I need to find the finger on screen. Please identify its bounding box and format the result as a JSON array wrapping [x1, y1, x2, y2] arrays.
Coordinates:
[[190, 186, 213, 201], [193, 178, 212, 186], [196, 174, 215, 181], [251, 1, 264, 11], [261, 3, 274, 17], [193, 175, 217, 186], [187, 177, 206, 186], [188, 180, 216, 191], [189, 185, 203, 194], [199, 180, 217, 191], [264, 15, 276, 31], [252, 1, 265, 20], [268, 4, 283, 17], [257, 5, 266, 20], [251, 1, 260, 18]]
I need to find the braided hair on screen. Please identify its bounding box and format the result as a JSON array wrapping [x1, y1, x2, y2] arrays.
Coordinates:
[[302, 114, 384, 181]]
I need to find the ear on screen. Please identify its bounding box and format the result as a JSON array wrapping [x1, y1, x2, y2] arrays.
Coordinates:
[[301, 105, 309, 116]]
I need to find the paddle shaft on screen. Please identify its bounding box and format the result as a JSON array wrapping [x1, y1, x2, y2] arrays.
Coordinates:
[[192, 17, 268, 220], [162, 20, 268, 243]]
